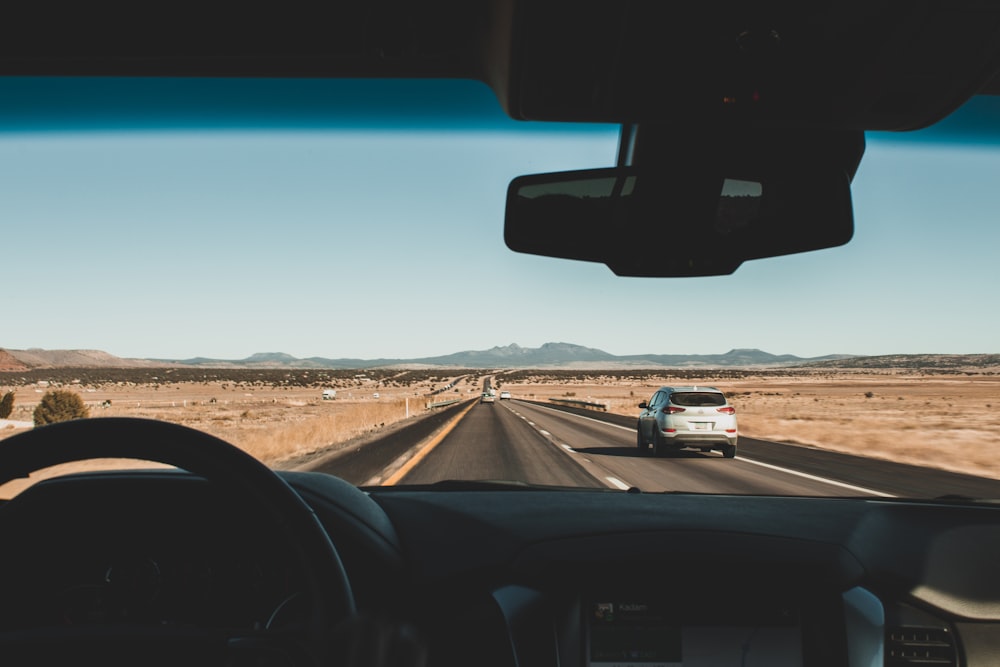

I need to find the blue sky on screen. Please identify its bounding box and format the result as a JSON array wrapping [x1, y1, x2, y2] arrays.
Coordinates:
[[1, 79, 998, 360]]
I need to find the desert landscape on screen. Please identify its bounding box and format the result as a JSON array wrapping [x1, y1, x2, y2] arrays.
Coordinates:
[[2, 365, 1000, 497]]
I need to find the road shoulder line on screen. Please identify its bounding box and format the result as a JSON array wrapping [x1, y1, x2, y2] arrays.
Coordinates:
[[734, 456, 896, 497]]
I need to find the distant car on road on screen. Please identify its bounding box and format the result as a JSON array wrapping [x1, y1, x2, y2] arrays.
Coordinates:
[[499, 391, 511, 400], [636, 386, 738, 458], [480, 392, 495, 404]]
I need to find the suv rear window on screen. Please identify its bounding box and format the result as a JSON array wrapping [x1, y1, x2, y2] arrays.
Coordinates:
[[670, 392, 726, 407]]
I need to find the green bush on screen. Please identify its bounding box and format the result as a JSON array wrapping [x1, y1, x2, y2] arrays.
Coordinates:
[[0, 391, 14, 419], [33, 390, 90, 426]]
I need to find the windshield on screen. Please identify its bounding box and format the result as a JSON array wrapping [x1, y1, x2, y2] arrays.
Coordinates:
[[1, 77, 999, 499]]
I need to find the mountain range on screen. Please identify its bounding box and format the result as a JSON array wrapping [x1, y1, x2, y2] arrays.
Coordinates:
[[0, 343, 854, 371]]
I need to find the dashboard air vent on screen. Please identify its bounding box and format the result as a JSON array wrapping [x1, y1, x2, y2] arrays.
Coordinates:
[[886, 626, 957, 666]]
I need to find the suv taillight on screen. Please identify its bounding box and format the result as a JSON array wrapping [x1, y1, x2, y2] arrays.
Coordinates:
[[716, 406, 735, 415], [662, 406, 685, 414]]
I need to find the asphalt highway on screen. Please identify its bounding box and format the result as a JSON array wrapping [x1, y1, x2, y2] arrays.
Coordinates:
[[400, 399, 596, 487], [400, 399, 854, 494]]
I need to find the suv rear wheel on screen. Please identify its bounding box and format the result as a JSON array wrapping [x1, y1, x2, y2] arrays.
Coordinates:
[[636, 427, 649, 455], [722, 444, 737, 458], [652, 429, 668, 457]]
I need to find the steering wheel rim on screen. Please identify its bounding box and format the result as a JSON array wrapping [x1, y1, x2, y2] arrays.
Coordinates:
[[0, 416, 356, 662]]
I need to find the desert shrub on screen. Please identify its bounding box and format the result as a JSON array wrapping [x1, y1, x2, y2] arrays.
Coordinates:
[[33, 390, 90, 425], [0, 391, 14, 419]]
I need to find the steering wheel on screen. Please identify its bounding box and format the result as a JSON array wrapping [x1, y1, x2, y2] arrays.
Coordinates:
[[0, 417, 356, 666]]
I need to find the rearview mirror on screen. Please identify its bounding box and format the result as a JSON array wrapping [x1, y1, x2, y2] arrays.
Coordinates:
[[504, 128, 862, 277]]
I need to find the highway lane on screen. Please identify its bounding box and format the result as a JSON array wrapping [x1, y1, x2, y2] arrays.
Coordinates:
[[400, 399, 888, 495], [400, 399, 599, 487]]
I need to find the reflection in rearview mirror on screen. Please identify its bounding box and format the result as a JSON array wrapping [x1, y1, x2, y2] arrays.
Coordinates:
[[716, 178, 763, 235], [517, 174, 637, 200]]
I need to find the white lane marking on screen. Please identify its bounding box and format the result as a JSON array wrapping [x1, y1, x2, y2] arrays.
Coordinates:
[[606, 477, 630, 491], [511, 403, 639, 490], [738, 457, 896, 497], [508, 405, 622, 490]]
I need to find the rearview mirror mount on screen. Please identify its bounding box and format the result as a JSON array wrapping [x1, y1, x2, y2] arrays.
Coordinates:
[[504, 127, 863, 277]]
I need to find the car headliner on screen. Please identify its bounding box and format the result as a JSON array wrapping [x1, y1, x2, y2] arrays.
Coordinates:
[[3, 1, 1000, 132]]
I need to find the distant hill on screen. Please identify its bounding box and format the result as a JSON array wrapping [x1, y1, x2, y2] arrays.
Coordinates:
[[148, 343, 852, 369], [0, 349, 29, 372], [617, 348, 852, 367], [0, 348, 159, 370], [801, 353, 1000, 370], [413, 342, 619, 367], [11, 344, 996, 372], [157, 352, 407, 370]]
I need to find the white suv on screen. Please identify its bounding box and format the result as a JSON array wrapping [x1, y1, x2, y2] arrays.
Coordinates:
[[636, 387, 738, 458]]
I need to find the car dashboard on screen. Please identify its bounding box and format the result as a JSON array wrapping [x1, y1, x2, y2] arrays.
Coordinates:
[[3, 470, 999, 666]]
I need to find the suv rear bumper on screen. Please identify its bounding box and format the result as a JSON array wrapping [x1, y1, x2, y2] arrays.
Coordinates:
[[658, 430, 737, 448]]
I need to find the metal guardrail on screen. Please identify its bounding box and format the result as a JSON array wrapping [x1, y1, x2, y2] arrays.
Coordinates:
[[548, 398, 608, 411], [426, 398, 463, 409]]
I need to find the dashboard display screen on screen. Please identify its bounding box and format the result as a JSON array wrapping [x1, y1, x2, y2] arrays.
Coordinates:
[[587, 601, 802, 667]]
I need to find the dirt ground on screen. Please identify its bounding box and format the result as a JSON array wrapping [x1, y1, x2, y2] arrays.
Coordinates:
[[2, 370, 999, 496]]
